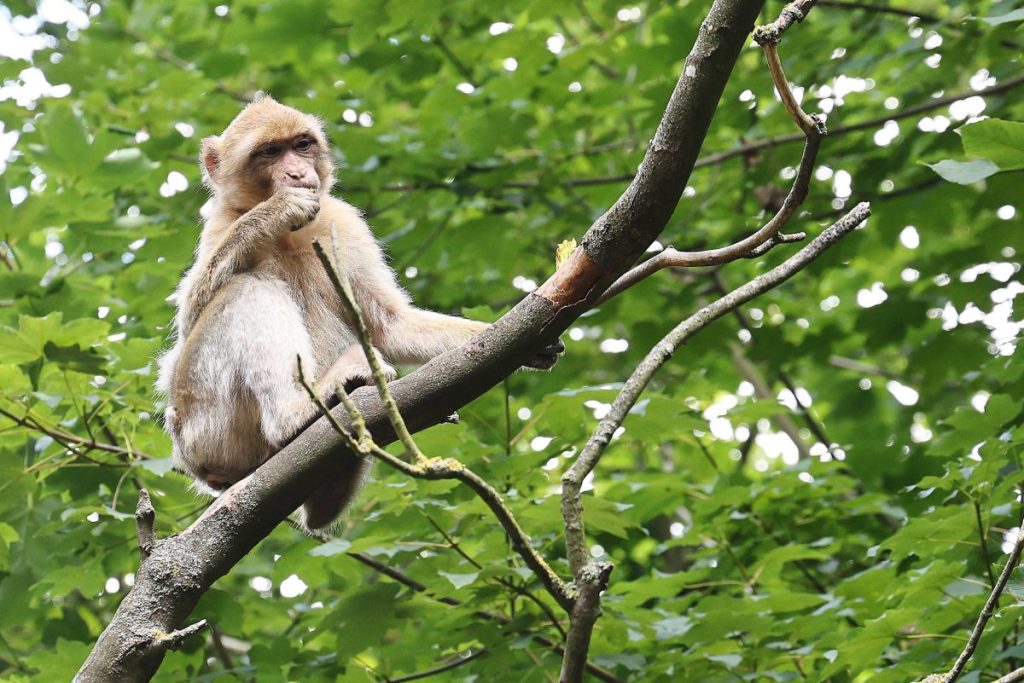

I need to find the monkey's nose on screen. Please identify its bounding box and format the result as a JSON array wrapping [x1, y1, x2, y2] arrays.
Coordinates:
[[281, 173, 318, 189]]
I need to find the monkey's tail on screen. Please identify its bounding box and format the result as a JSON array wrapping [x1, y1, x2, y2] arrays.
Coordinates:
[[301, 456, 372, 530]]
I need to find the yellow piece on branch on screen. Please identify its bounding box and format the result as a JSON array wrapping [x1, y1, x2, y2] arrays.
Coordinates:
[[555, 239, 577, 268]]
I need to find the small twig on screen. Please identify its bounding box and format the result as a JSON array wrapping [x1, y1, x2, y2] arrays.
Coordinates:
[[313, 230, 425, 465], [974, 500, 998, 588], [752, 0, 820, 45], [596, 131, 819, 304], [760, 43, 820, 134], [558, 562, 613, 683], [208, 625, 234, 672], [296, 356, 373, 456], [945, 529, 1024, 682], [747, 231, 805, 257], [0, 405, 151, 461], [387, 649, 487, 683], [153, 620, 208, 653], [135, 489, 156, 563], [562, 203, 870, 577]]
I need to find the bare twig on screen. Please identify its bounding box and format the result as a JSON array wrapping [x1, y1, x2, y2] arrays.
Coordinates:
[[945, 529, 1024, 682], [387, 650, 487, 683], [135, 489, 156, 563], [818, 0, 937, 21], [562, 203, 870, 577], [596, 134, 818, 304], [559, 562, 613, 683], [153, 620, 208, 652], [0, 405, 150, 461], [753, 0, 820, 45], [760, 43, 820, 133]]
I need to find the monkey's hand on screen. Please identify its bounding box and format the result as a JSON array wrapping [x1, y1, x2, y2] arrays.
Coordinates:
[[260, 186, 321, 233], [522, 338, 565, 371]]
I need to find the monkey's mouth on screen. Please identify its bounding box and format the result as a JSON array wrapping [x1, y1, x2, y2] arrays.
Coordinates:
[[279, 178, 320, 190]]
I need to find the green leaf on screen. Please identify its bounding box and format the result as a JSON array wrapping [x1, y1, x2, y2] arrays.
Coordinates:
[[981, 8, 1024, 25], [308, 539, 352, 557], [959, 119, 1024, 170], [32, 105, 105, 177], [925, 159, 1000, 184], [438, 571, 478, 589]]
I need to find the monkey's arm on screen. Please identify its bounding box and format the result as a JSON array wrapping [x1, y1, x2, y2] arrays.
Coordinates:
[[177, 189, 319, 337], [329, 200, 561, 369]]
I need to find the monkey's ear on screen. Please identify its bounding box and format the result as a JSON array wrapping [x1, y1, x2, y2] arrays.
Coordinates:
[[200, 136, 222, 180]]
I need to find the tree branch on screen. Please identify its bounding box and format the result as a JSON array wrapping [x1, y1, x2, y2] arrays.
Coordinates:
[[386, 649, 487, 683], [944, 529, 1024, 682], [558, 562, 613, 683], [561, 202, 870, 577], [752, 0, 819, 45], [818, 0, 938, 22], [77, 1, 767, 679], [995, 666, 1024, 683], [596, 115, 820, 304]]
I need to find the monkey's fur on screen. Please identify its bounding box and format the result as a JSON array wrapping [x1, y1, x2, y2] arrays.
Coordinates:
[[157, 95, 560, 528]]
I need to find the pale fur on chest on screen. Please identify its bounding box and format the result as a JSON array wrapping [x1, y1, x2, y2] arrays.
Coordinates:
[[262, 241, 356, 372]]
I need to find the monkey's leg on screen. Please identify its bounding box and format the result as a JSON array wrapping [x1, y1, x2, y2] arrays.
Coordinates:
[[170, 275, 319, 489]]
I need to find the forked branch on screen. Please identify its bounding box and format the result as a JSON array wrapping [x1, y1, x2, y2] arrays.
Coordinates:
[[562, 202, 869, 578], [597, 16, 826, 306]]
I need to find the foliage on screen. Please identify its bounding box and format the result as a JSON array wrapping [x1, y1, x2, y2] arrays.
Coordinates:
[[0, 0, 1022, 681]]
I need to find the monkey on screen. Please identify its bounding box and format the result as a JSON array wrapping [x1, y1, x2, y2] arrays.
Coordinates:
[[156, 95, 562, 529]]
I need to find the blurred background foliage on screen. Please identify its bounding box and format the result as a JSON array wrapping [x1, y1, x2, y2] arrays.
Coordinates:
[[0, 0, 1022, 681]]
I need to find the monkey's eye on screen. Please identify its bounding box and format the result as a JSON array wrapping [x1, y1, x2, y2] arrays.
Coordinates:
[[258, 144, 282, 158], [294, 137, 313, 152]]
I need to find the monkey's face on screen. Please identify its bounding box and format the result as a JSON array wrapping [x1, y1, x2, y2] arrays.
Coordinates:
[[250, 135, 322, 193], [200, 96, 334, 210]]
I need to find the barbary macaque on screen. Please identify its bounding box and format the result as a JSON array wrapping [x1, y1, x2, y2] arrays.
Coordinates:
[[157, 95, 562, 528]]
